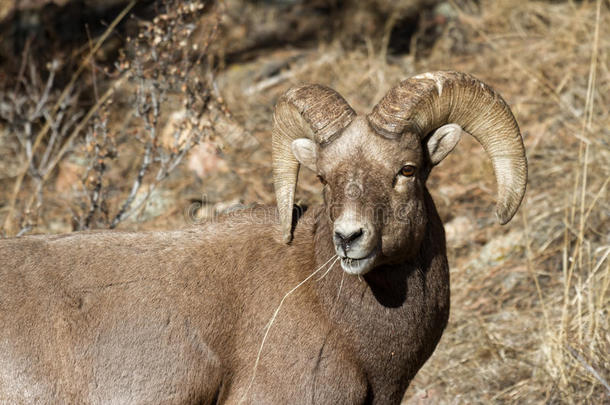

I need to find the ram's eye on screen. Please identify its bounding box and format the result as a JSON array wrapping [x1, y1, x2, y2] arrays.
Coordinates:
[[399, 165, 416, 177], [317, 175, 328, 185]]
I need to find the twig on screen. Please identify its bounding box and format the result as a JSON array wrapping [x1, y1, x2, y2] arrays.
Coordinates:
[[244, 53, 336, 96], [16, 75, 127, 227], [2, 0, 136, 235], [110, 139, 153, 229], [565, 345, 610, 394]]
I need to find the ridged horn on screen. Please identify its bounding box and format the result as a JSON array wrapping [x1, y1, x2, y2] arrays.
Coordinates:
[[272, 85, 356, 243], [368, 71, 527, 224]]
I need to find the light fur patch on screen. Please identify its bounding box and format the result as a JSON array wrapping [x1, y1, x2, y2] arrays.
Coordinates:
[[395, 178, 408, 194], [0, 340, 50, 401]]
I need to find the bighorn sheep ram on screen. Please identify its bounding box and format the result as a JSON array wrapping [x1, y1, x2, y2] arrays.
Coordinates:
[[0, 71, 526, 404]]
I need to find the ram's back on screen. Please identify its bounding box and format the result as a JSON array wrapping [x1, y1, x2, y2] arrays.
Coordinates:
[[0, 206, 313, 404]]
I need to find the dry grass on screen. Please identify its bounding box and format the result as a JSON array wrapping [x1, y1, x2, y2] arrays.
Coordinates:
[[0, 0, 608, 403]]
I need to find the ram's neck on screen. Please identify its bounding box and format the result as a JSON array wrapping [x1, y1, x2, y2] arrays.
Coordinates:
[[306, 192, 450, 399]]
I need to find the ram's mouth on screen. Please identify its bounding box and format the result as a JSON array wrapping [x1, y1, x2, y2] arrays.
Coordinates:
[[339, 248, 379, 275]]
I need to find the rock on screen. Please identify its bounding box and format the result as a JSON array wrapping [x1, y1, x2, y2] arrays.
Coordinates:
[[126, 187, 174, 223], [444, 215, 474, 247], [467, 230, 525, 270], [187, 142, 228, 179], [54, 156, 88, 195]]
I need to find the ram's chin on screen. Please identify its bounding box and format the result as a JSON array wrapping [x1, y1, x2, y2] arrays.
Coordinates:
[[340, 254, 377, 275]]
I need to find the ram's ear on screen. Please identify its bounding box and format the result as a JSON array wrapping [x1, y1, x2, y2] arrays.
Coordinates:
[[291, 139, 318, 171], [426, 124, 462, 165]]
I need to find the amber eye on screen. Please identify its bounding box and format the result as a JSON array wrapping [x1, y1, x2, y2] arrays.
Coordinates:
[[399, 165, 416, 177], [317, 175, 328, 185]]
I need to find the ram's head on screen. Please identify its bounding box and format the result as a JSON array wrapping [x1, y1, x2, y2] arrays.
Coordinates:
[[272, 71, 527, 275]]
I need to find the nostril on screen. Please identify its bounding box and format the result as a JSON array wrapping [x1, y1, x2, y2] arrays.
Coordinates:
[[334, 228, 364, 248], [346, 228, 363, 243]]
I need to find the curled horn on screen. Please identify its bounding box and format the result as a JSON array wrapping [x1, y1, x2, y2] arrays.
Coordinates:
[[272, 85, 356, 243], [368, 71, 527, 224]]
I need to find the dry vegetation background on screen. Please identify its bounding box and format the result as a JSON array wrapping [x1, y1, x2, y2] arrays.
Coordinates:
[[0, 0, 608, 403]]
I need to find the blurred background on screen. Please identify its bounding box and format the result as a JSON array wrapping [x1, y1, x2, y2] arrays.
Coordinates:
[[0, 0, 608, 402]]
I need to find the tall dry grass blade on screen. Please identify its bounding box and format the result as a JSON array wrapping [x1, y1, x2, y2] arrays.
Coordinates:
[[561, 0, 602, 345], [239, 255, 339, 403], [565, 345, 610, 394], [521, 208, 550, 332]]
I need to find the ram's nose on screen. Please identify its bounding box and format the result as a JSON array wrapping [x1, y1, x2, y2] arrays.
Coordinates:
[[334, 228, 363, 254]]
